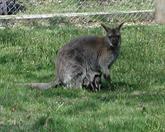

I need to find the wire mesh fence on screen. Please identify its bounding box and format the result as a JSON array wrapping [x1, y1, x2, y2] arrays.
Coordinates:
[[0, 0, 25, 15], [0, 0, 155, 27], [1, 0, 155, 13]]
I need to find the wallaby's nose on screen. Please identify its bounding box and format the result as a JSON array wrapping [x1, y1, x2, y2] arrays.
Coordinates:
[[112, 38, 119, 45]]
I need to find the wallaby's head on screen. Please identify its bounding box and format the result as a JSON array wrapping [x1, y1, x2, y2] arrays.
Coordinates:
[[101, 22, 124, 48]]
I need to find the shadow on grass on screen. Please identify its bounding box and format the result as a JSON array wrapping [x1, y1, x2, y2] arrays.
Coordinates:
[[101, 81, 139, 92], [21, 80, 139, 99]]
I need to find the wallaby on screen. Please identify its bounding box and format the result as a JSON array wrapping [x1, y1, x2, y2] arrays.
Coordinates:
[[22, 22, 124, 91]]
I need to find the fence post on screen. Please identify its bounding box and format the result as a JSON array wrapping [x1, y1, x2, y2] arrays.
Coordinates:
[[155, 0, 165, 24]]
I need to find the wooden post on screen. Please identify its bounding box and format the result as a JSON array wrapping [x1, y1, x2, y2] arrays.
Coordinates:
[[156, 0, 165, 24]]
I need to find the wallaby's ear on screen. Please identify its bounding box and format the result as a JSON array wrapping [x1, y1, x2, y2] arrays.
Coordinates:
[[118, 22, 125, 30], [101, 23, 109, 32]]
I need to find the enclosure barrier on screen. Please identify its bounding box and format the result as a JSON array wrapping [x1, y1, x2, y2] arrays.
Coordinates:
[[0, 0, 156, 27]]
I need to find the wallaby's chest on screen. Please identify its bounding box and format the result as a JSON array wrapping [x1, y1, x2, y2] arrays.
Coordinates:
[[99, 46, 120, 68], [108, 51, 119, 67]]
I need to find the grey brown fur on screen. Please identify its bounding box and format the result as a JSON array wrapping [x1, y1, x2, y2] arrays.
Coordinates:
[[23, 23, 124, 91]]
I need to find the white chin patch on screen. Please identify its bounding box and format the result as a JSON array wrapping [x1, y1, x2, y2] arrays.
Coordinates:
[[108, 39, 113, 47]]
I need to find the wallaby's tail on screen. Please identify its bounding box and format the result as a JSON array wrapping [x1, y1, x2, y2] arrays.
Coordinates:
[[18, 80, 61, 90]]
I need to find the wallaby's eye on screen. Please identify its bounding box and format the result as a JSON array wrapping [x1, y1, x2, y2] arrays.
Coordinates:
[[108, 35, 120, 39]]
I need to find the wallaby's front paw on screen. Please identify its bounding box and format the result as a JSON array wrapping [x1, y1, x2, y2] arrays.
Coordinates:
[[91, 74, 101, 92], [95, 75, 101, 91]]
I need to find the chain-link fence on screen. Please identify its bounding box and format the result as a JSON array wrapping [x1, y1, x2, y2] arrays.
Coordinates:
[[0, 0, 25, 15], [0, 0, 155, 27], [1, 0, 155, 14]]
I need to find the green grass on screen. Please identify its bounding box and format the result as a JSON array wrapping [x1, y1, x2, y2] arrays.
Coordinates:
[[0, 24, 165, 131]]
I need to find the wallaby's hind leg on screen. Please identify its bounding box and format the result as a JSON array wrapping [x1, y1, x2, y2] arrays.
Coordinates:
[[63, 65, 85, 89], [66, 75, 84, 89]]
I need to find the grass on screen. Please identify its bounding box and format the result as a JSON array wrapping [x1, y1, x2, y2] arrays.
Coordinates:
[[0, 24, 165, 131]]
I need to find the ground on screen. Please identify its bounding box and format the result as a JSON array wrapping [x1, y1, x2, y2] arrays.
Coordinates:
[[0, 24, 165, 131]]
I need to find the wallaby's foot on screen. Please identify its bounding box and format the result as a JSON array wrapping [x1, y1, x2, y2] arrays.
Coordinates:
[[83, 75, 101, 92], [89, 74, 101, 92]]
